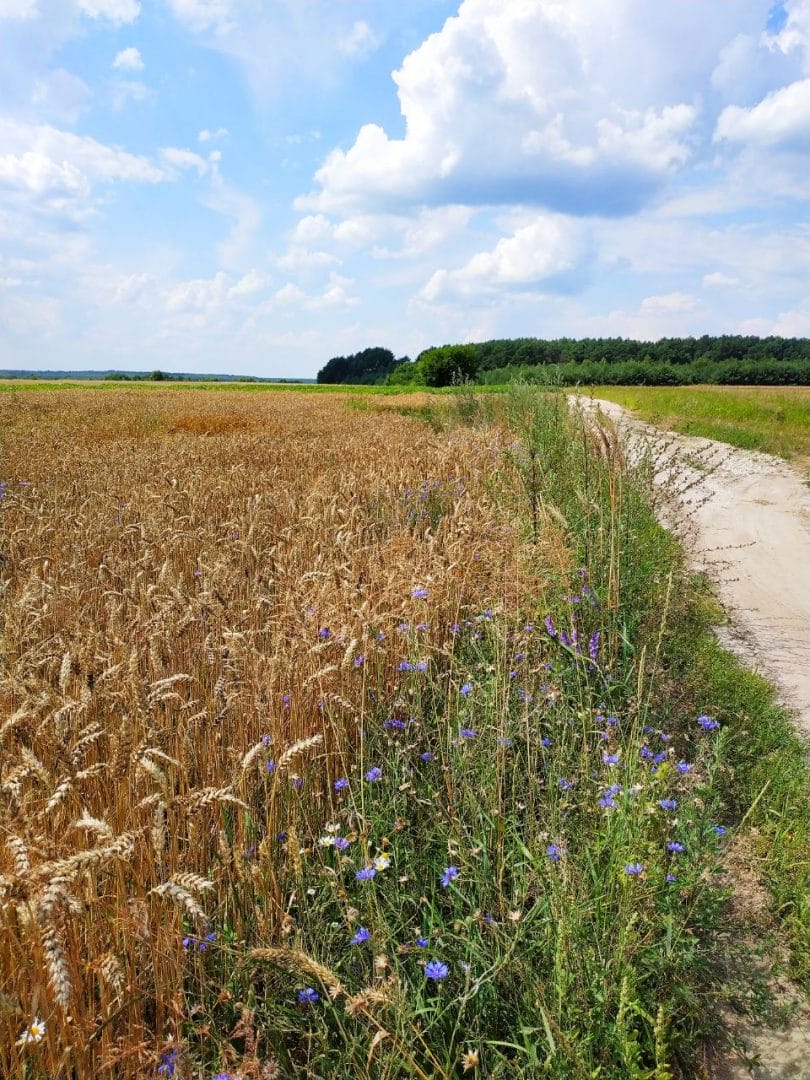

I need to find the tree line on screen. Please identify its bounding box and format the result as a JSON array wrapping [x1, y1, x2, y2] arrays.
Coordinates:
[[317, 337, 810, 387]]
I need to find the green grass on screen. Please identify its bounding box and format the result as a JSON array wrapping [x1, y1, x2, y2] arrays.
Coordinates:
[[579, 385, 810, 465]]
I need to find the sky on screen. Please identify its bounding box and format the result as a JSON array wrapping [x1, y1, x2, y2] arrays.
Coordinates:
[[0, 0, 809, 378]]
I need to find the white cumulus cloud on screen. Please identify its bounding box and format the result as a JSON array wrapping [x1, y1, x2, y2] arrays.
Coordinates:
[[338, 20, 381, 59], [113, 46, 143, 71]]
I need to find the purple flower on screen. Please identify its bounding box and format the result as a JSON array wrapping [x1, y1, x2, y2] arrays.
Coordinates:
[[266, 760, 276, 773], [544, 615, 557, 637], [213, 1074, 237, 1080], [713, 825, 727, 836], [350, 926, 370, 945], [355, 866, 377, 881], [398, 661, 413, 672], [588, 631, 601, 661], [697, 715, 720, 731], [498, 736, 513, 748], [416, 935, 429, 948], [318, 628, 331, 639], [297, 987, 320, 1004], [546, 844, 561, 864], [459, 728, 476, 739], [602, 752, 620, 766], [450, 623, 460, 634], [624, 863, 645, 876], [424, 959, 449, 982], [558, 778, 573, 791], [441, 865, 459, 888], [660, 798, 678, 811], [666, 873, 677, 883], [157, 1048, 178, 1076], [385, 718, 406, 731], [334, 777, 349, 791], [415, 661, 428, 672], [353, 655, 365, 667], [334, 837, 351, 852], [460, 682, 473, 697], [677, 761, 692, 774], [598, 794, 617, 810], [412, 588, 429, 599], [420, 751, 434, 762], [365, 766, 382, 782], [667, 841, 685, 853], [541, 737, 552, 748]]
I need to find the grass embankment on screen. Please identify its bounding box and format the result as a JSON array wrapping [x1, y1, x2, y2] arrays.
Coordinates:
[[581, 385, 810, 466], [1, 386, 807, 1078]]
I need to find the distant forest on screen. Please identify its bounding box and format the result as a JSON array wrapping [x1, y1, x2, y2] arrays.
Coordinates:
[[317, 337, 810, 387]]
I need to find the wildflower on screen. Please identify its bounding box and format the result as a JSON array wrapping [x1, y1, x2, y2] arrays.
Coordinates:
[[544, 615, 557, 637], [412, 587, 429, 599], [318, 628, 331, 638], [365, 766, 382, 782], [460, 682, 473, 697], [424, 959, 449, 982], [334, 777, 349, 791], [697, 715, 720, 731], [415, 660, 428, 672], [498, 736, 513, 748], [355, 866, 377, 881], [602, 752, 620, 766], [441, 865, 459, 888], [416, 622, 429, 631], [624, 863, 645, 876], [546, 843, 561, 864], [212, 1074, 236, 1080], [350, 926, 370, 945], [588, 631, 601, 661], [318, 835, 336, 848], [666, 873, 677, 883], [667, 842, 686, 854], [266, 760, 276, 773], [459, 728, 476, 739], [385, 718, 406, 731], [462, 1049, 480, 1072], [18, 1018, 45, 1045], [598, 793, 617, 810], [398, 661, 413, 672], [677, 761, 692, 774], [374, 853, 391, 872], [558, 778, 573, 791], [334, 836, 351, 852], [397, 622, 410, 633], [450, 623, 461, 633], [660, 798, 678, 811], [416, 935, 429, 948], [541, 737, 552, 747], [158, 1048, 178, 1076], [297, 987, 320, 1004], [420, 751, 433, 762], [353, 654, 365, 667], [713, 825, 727, 836]]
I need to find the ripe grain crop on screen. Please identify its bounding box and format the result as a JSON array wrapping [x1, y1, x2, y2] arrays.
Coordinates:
[[0, 390, 542, 1077]]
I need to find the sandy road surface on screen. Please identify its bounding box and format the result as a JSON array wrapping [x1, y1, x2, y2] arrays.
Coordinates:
[[580, 397, 810, 735]]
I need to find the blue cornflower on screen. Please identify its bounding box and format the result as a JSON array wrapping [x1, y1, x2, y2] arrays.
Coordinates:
[[334, 777, 349, 791], [598, 794, 617, 810], [212, 1074, 236, 1080], [416, 936, 429, 948], [459, 728, 476, 739], [350, 926, 370, 945], [441, 865, 459, 888], [697, 715, 720, 731], [541, 737, 552, 747], [624, 863, 645, 876], [460, 682, 473, 697], [660, 798, 678, 811], [334, 837, 351, 852], [653, 751, 667, 764], [356, 866, 377, 881], [297, 987, 320, 1004], [602, 752, 620, 766], [318, 628, 331, 638], [546, 844, 561, 864], [420, 751, 433, 762], [498, 737, 513, 748], [353, 655, 365, 667], [157, 1049, 178, 1076], [666, 873, 677, 883], [398, 661, 413, 672], [677, 761, 692, 774], [365, 766, 382, 782], [450, 623, 461, 633], [713, 825, 727, 836], [544, 615, 557, 637], [640, 747, 654, 760], [412, 588, 429, 599], [558, 778, 573, 791], [588, 631, 601, 661], [385, 718, 406, 730], [424, 960, 449, 982], [667, 841, 685, 853], [415, 661, 428, 672], [266, 760, 276, 773]]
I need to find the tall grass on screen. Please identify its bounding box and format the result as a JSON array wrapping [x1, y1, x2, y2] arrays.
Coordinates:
[[0, 387, 747, 1077]]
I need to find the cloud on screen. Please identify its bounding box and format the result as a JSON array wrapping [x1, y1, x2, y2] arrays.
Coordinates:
[[703, 271, 740, 287], [166, 0, 234, 33], [338, 20, 381, 59], [198, 127, 228, 143], [715, 77, 810, 148], [0, 0, 38, 19], [112, 46, 143, 71], [419, 214, 587, 302], [160, 146, 209, 177], [165, 269, 268, 312], [77, 0, 140, 22]]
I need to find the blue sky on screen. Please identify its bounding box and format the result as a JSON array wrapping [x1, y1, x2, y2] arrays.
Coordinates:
[[0, 0, 809, 377]]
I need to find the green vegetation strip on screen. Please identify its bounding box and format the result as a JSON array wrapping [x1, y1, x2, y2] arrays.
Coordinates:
[[579, 385, 810, 463]]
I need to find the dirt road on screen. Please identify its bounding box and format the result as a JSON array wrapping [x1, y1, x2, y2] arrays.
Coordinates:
[[581, 396, 810, 735]]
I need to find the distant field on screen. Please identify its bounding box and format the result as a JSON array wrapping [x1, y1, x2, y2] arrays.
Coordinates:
[[579, 385, 810, 467]]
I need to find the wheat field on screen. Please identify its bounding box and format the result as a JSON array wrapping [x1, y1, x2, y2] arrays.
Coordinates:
[[0, 389, 550, 1077]]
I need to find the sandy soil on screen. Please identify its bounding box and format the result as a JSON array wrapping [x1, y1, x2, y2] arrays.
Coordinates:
[[579, 397, 810, 1079], [582, 397, 810, 734]]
